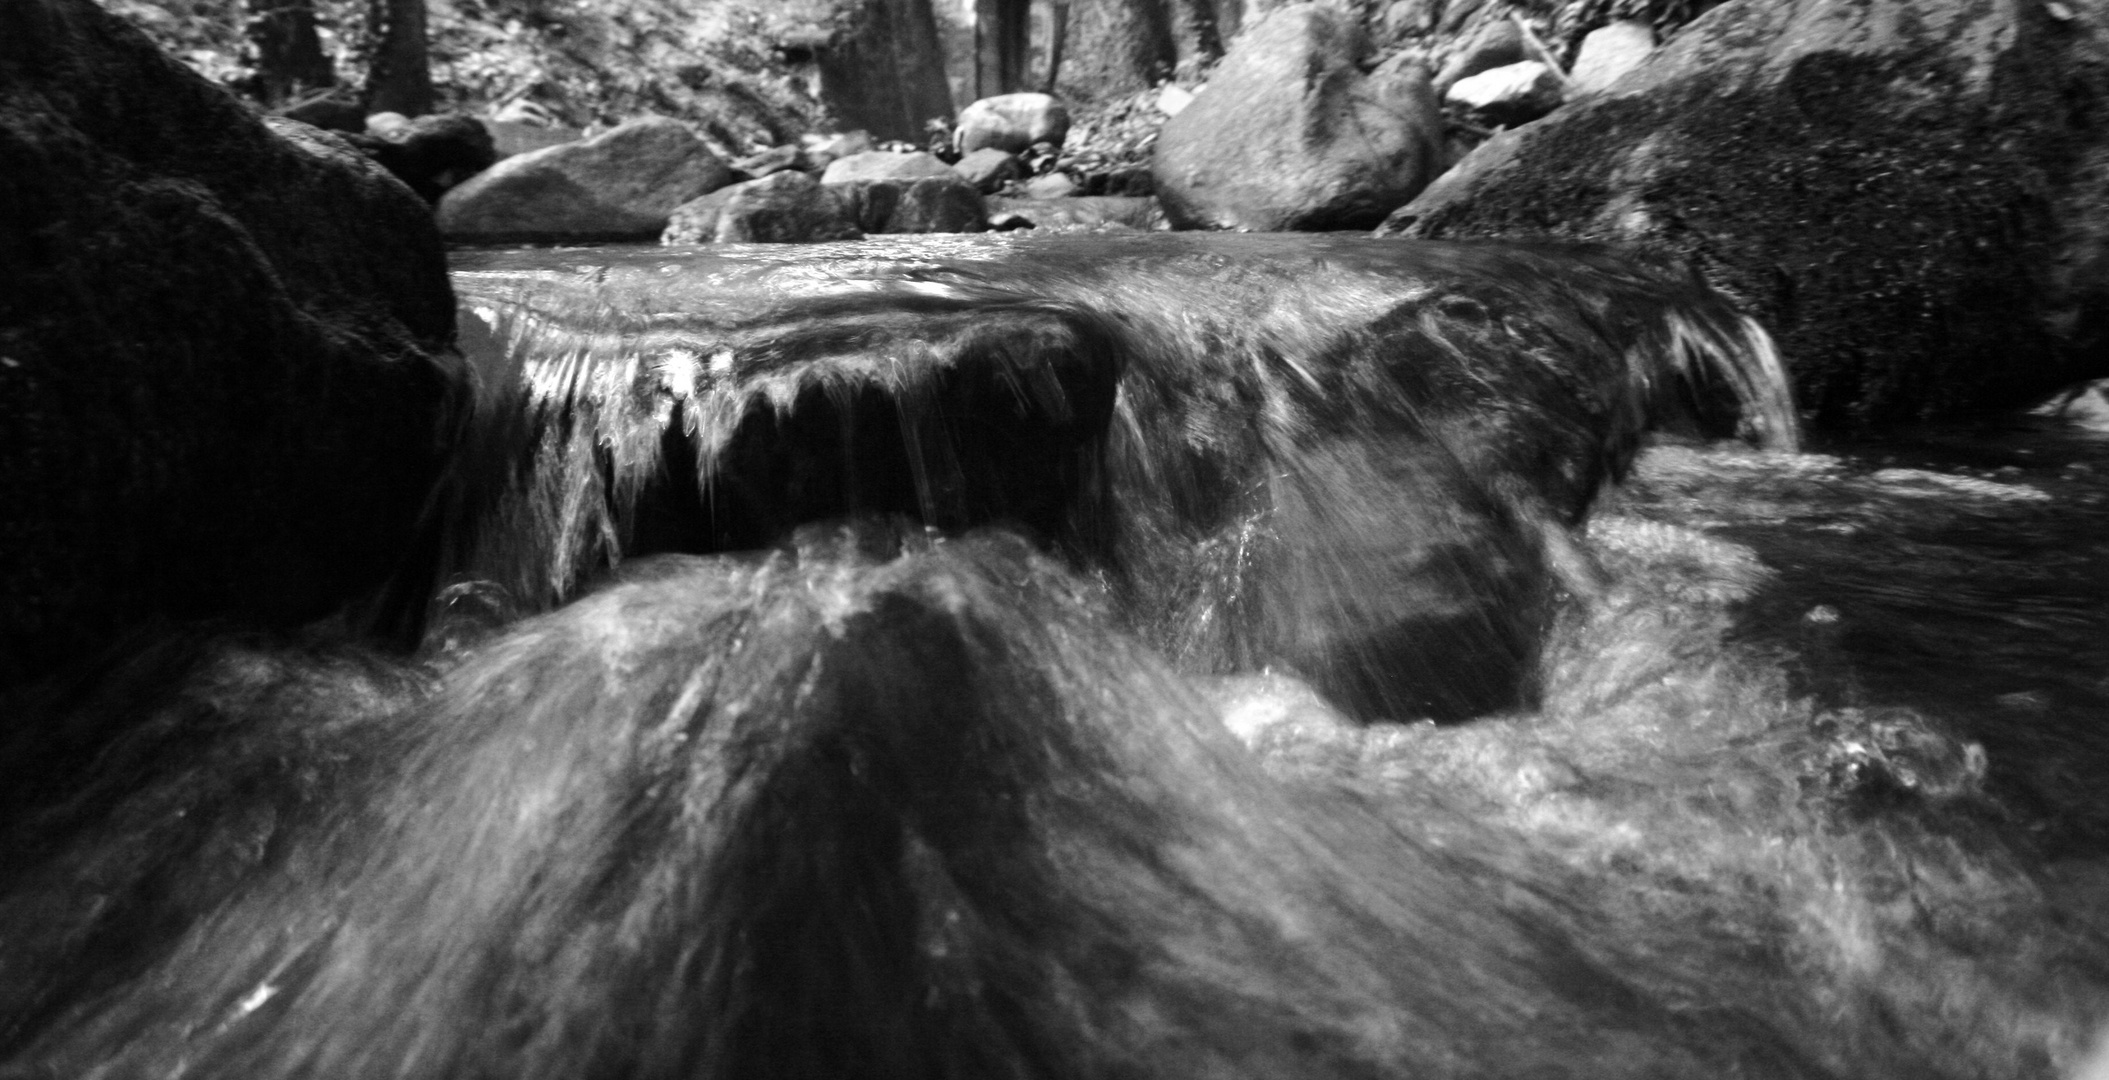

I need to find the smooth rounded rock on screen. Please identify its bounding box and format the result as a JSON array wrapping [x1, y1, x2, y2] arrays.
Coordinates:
[[1445, 60, 1564, 127], [436, 116, 733, 242], [661, 170, 863, 244], [955, 92, 1071, 155], [1151, 4, 1443, 232]]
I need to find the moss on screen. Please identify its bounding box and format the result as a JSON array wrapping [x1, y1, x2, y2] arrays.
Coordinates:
[[1414, 11, 2104, 427]]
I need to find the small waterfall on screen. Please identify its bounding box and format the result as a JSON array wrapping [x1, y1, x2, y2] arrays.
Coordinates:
[[447, 233, 1799, 719], [11, 234, 2109, 1080]]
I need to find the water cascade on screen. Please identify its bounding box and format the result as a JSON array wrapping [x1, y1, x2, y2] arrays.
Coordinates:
[[444, 234, 1797, 718], [4, 234, 2106, 1080]]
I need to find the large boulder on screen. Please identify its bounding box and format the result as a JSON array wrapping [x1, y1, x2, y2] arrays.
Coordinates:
[[0, 0, 461, 690], [821, 150, 987, 233], [435, 117, 733, 243], [662, 170, 864, 244], [1151, 4, 1445, 231], [955, 93, 1071, 155], [1382, 0, 2109, 425]]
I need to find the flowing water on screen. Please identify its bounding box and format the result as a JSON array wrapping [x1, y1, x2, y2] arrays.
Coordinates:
[[3, 234, 2106, 1079]]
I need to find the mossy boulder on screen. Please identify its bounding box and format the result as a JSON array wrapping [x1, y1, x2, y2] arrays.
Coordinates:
[[0, 0, 462, 689], [1382, 0, 2109, 426]]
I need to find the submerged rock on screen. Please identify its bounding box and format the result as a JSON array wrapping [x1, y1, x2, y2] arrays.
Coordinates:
[[1151, 4, 1445, 231], [0, 0, 461, 691], [662, 170, 863, 244], [435, 116, 733, 242], [1382, 0, 2109, 425]]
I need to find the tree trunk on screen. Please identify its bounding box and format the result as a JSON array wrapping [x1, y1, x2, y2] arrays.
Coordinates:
[[1041, 1, 1070, 93], [363, 0, 433, 117], [1053, 0, 1175, 105], [973, 0, 1032, 97], [245, 0, 334, 105], [1175, 0, 1223, 66], [819, 0, 955, 144]]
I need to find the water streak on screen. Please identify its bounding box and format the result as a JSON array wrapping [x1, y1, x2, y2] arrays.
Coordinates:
[[446, 233, 1799, 719]]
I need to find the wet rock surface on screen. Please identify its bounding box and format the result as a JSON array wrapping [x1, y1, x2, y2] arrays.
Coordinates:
[[0, 0, 462, 692]]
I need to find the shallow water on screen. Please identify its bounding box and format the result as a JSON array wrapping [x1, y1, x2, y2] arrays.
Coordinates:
[[4, 235, 2106, 1079], [1310, 417, 2109, 1077], [445, 232, 1795, 719], [435, 236, 2109, 1075]]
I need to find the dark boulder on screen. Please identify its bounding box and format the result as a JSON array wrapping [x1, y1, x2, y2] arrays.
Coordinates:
[[1382, 0, 2109, 426], [0, 0, 462, 691], [344, 112, 497, 202], [435, 117, 734, 243], [662, 170, 864, 244], [1151, 4, 1445, 231], [821, 150, 987, 233]]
